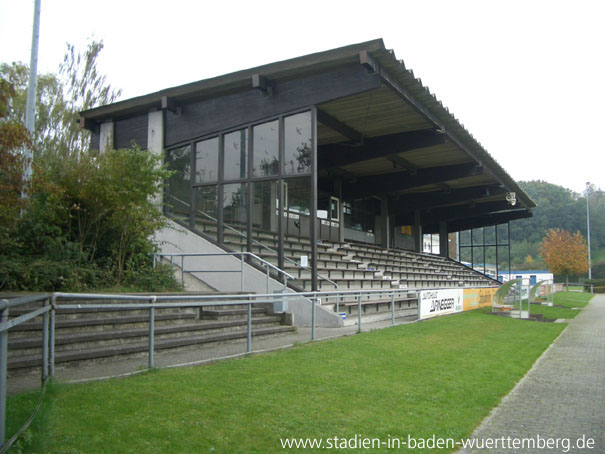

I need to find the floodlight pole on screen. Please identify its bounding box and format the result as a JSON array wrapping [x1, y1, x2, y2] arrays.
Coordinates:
[[586, 182, 592, 285], [23, 0, 42, 193]]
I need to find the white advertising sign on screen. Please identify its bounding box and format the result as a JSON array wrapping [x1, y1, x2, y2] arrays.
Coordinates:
[[419, 289, 464, 320]]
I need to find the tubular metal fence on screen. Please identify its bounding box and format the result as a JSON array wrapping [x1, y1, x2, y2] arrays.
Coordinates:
[[1, 283, 508, 451]]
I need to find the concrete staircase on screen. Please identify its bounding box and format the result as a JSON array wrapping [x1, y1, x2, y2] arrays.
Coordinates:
[[7, 295, 295, 373]]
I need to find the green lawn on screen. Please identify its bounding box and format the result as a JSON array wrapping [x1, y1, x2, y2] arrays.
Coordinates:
[[553, 291, 593, 308], [528, 304, 581, 320], [8, 311, 565, 454], [524, 291, 593, 319]]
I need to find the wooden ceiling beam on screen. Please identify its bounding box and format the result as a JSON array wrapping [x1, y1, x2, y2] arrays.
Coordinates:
[[317, 108, 364, 144], [387, 155, 418, 173], [390, 184, 506, 212], [397, 201, 515, 226], [341, 162, 482, 198], [422, 210, 533, 234], [318, 128, 446, 169]]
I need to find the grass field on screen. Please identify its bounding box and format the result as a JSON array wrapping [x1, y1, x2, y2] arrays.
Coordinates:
[[553, 291, 593, 308], [523, 291, 593, 319], [7, 310, 566, 453], [527, 304, 580, 319]]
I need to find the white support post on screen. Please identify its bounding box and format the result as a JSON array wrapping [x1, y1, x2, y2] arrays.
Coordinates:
[[148, 111, 164, 207], [99, 121, 114, 154]]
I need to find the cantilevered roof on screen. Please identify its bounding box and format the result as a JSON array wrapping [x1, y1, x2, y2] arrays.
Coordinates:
[[80, 39, 534, 226]]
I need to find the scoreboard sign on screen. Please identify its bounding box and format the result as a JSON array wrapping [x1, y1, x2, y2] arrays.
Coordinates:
[[419, 289, 464, 320]]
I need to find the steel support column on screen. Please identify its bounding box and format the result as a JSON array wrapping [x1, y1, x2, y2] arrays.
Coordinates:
[[311, 107, 318, 291]]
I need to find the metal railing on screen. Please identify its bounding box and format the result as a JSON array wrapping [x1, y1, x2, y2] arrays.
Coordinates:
[[167, 194, 339, 288], [152, 251, 295, 294], [1, 283, 503, 450], [0, 294, 53, 453]]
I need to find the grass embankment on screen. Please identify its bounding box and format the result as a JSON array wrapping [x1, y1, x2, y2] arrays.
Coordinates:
[[528, 291, 593, 319], [8, 311, 564, 453]]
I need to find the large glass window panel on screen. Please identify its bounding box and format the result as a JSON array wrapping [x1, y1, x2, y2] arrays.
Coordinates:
[[222, 183, 248, 244], [343, 198, 376, 232], [284, 111, 312, 175], [165, 145, 191, 221], [196, 137, 219, 183], [194, 185, 218, 239], [252, 180, 278, 234], [223, 129, 248, 181], [252, 120, 279, 177], [284, 177, 311, 238]]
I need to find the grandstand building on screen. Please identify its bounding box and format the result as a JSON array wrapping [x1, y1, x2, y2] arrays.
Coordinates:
[[78, 39, 534, 323]]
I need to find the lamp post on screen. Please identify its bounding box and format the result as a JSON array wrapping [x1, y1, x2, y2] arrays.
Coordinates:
[[23, 0, 41, 195], [586, 182, 592, 292]]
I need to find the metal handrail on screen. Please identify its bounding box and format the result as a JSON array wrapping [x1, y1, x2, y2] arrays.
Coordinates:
[[167, 194, 338, 288], [0, 293, 53, 451], [0, 280, 505, 449], [154, 251, 295, 280], [0, 293, 50, 309]]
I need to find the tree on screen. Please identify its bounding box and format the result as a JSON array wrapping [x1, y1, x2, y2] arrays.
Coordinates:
[[0, 40, 121, 161], [0, 41, 177, 292], [0, 78, 31, 240], [1, 145, 173, 290], [539, 229, 588, 285], [508, 180, 605, 267]]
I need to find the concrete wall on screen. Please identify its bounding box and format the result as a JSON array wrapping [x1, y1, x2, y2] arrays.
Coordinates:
[[147, 111, 164, 206], [99, 121, 114, 153], [155, 219, 343, 328]]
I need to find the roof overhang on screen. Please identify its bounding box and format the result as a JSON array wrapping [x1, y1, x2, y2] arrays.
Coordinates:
[[80, 39, 534, 227]]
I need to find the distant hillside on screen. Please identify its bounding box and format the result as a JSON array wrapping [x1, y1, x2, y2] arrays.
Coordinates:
[[508, 181, 604, 270]]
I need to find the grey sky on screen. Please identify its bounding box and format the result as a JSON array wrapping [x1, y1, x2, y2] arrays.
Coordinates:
[[1, 0, 603, 194]]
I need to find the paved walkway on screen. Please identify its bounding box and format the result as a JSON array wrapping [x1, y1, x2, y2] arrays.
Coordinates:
[[459, 295, 605, 453]]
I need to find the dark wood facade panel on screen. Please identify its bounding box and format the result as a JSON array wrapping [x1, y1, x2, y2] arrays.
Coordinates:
[[164, 66, 381, 147], [114, 114, 148, 150]]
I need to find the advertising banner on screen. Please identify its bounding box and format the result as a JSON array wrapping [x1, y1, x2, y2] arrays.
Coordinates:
[[462, 287, 498, 311], [419, 289, 463, 320]]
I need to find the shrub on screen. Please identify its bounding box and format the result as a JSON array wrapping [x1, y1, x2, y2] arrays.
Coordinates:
[[591, 261, 605, 279], [586, 278, 605, 286], [1, 146, 179, 292]]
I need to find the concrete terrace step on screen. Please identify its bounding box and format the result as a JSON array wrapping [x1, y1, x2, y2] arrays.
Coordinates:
[[8, 316, 285, 351], [200, 307, 267, 319], [14, 312, 197, 333], [8, 325, 296, 370]]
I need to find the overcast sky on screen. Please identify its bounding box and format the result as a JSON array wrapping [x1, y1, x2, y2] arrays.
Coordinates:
[[1, 0, 603, 194]]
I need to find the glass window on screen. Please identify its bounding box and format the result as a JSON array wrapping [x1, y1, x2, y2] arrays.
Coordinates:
[[252, 180, 278, 233], [165, 145, 191, 220], [252, 120, 279, 177], [223, 183, 247, 231], [284, 111, 312, 174], [330, 197, 340, 221], [223, 129, 248, 181], [284, 177, 311, 238], [344, 198, 376, 233], [196, 137, 219, 183], [194, 185, 218, 239]]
